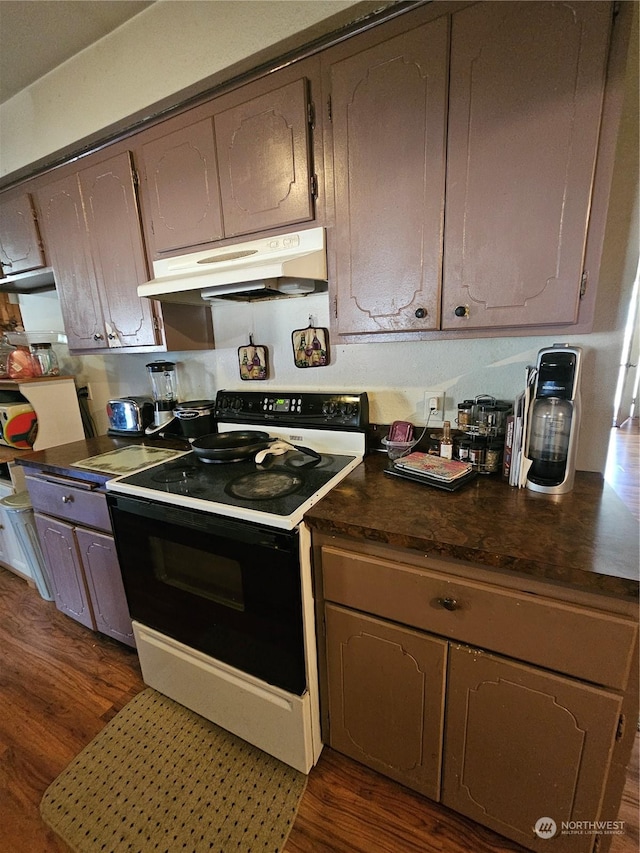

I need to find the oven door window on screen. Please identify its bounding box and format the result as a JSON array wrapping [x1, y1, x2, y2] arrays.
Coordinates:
[[109, 496, 305, 694], [150, 538, 244, 611]]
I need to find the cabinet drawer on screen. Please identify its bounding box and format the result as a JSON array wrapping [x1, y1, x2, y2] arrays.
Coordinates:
[[320, 545, 638, 690], [25, 475, 111, 532]]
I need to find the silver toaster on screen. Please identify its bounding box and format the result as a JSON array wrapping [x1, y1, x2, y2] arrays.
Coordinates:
[[107, 397, 154, 435]]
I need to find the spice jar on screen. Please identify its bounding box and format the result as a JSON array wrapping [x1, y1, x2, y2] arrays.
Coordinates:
[[30, 342, 60, 376], [485, 441, 503, 474], [468, 441, 485, 470], [456, 401, 474, 428], [477, 403, 498, 435], [457, 439, 470, 462]]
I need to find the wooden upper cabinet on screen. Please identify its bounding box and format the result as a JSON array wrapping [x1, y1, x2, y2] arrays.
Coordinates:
[[326, 14, 449, 335], [36, 151, 158, 351], [140, 118, 224, 255], [78, 151, 157, 348], [35, 173, 105, 350], [0, 192, 47, 275], [213, 77, 314, 238], [442, 1, 612, 331]]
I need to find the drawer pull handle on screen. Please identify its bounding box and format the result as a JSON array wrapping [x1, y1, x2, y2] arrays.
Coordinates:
[[439, 597, 459, 611], [61, 495, 74, 504]]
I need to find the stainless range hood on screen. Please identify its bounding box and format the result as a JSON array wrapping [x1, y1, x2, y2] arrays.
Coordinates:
[[138, 227, 327, 305], [0, 266, 56, 294]]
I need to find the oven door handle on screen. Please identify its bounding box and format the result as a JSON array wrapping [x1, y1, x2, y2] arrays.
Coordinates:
[[108, 493, 298, 550]]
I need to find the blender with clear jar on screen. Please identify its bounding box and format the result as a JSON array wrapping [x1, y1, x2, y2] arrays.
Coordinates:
[[145, 361, 178, 436]]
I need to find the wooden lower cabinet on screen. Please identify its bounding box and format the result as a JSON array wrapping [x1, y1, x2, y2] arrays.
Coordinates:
[[317, 537, 637, 853], [443, 646, 622, 853], [325, 604, 446, 800], [34, 513, 95, 630], [33, 512, 134, 647], [75, 527, 135, 646]]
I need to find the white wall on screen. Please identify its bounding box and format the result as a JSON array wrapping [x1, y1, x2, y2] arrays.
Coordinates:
[[7, 2, 640, 473], [0, 0, 363, 179]]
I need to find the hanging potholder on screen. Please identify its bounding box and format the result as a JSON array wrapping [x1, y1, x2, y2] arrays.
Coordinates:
[[292, 324, 329, 368], [238, 337, 269, 380]]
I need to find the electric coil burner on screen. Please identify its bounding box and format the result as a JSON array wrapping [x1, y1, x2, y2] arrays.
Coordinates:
[[106, 390, 368, 773]]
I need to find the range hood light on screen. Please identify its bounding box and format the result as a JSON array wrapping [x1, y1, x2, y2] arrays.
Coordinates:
[[201, 280, 271, 299], [201, 278, 318, 302]]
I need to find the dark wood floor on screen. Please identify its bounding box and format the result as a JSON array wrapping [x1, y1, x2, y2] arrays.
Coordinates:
[[1, 425, 638, 852], [605, 417, 640, 521]]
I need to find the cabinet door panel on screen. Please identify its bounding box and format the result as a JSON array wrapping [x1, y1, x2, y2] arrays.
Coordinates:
[[79, 151, 157, 348], [34, 513, 95, 629], [214, 78, 313, 237], [442, 1, 612, 330], [141, 118, 224, 254], [0, 193, 46, 274], [76, 528, 134, 647], [329, 17, 448, 335], [443, 646, 622, 852], [35, 175, 105, 350], [326, 603, 446, 800]]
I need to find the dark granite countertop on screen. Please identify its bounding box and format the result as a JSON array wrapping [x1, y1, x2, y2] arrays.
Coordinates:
[[304, 452, 640, 600], [16, 434, 191, 487], [18, 436, 639, 600]]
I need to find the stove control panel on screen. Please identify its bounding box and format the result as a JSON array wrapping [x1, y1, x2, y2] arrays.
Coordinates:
[[215, 391, 369, 430]]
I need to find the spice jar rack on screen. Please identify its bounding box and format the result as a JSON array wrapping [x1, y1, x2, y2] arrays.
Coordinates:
[[455, 395, 513, 474]]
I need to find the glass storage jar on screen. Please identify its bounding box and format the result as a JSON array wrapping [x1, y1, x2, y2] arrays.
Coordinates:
[[30, 342, 60, 376]]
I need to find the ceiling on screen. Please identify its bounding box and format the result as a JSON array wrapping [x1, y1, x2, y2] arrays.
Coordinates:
[[0, 1, 155, 104]]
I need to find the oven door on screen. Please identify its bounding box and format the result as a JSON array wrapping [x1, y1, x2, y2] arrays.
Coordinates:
[[108, 493, 305, 694]]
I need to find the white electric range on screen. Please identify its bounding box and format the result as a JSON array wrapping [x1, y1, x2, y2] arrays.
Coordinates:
[[105, 390, 368, 773]]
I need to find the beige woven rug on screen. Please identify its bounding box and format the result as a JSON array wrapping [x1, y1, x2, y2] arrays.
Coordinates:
[[41, 688, 307, 853]]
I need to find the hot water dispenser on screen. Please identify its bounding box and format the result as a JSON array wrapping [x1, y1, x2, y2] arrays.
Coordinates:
[[526, 345, 582, 495]]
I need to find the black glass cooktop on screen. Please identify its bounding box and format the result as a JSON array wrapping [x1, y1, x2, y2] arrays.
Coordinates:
[[113, 449, 356, 517]]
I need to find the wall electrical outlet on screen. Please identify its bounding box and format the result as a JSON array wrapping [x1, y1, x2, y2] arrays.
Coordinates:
[[424, 390, 445, 424]]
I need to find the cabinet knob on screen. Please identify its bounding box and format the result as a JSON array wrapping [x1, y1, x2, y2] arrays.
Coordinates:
[[108, 333, 117, 340], [414, 307, 427, 319], [93, 333, 104, 341], [454, 305, 469, 318], [61, 495, 73, 504], [438, 597, 459, 611]]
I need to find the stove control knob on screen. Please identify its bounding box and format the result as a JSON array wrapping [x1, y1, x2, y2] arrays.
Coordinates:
[[322, 401, 336, 416], [233, 397, 242, 411]]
